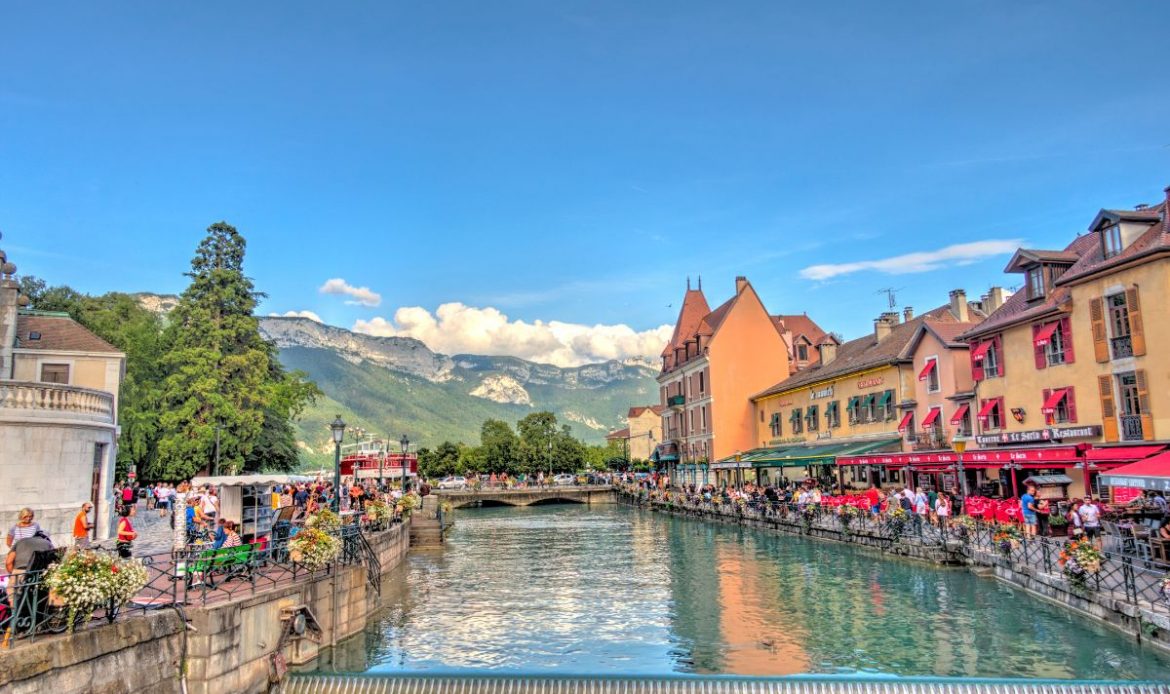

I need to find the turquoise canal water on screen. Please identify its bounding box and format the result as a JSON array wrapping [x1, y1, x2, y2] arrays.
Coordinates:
[[317, 504, 1170, 679]]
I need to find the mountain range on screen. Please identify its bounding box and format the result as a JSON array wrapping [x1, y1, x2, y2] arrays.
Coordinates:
[[135, 295, 659, 462]]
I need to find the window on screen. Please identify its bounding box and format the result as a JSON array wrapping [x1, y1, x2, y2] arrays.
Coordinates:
[[1043, 387, 1077, 425], [790, 408, 803, 434], [1026, 266, 1045, 299], [769, 412, 781, 437], [881, 390, 896, 420], [847, 397, 860, 425], [698, 372, 705, 394], [700, 407, 706, 432], [806, 405, 819, 432], [952, 404, 973, 437], [797, 344, 808, 361], [1103, 224, 1123, 259], [863, 395, 877, 423], [986, 399, 1004, 429], [983, 342, 999, 379], [924, 357, 940, 393], [40, 363, 70, 384], [826, 400, 840, 429], [1046, 324, 1066, 365]]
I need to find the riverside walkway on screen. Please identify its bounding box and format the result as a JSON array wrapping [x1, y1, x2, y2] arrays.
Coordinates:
[[433, 484, 616, 509]]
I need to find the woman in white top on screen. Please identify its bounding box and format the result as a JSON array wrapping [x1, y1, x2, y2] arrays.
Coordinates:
[[935, 494, 951, 529]]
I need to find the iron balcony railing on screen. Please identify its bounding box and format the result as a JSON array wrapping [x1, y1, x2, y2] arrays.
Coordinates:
[[1121, 414, 1145, 441], [666, 394, 686, 408], [1112, 335, 1134, 359]]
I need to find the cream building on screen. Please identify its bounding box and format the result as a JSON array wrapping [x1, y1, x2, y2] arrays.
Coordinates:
[[606, 405, 664, 461], [0, 250, 125, 542]]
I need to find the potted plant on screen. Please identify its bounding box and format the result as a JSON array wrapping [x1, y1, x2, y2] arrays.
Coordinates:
[[288, 527, 341, 569], [306, 507, 342, 533], [44, 550, 149, 630], [1058, 538, 1103, 591]]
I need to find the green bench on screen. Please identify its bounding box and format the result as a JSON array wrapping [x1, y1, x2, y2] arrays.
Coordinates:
[[179, 543, 258, 589]]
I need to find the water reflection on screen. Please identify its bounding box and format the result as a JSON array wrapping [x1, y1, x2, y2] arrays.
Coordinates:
[[319, 505, 1170, 679]]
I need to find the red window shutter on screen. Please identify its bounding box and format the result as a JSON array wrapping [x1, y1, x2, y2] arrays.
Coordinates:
[[1067, 386, 1077, 423], [970, 349, 984, 382], [1061, 317, 1075, 364], [994, 336, 1005, 377], [1033, 325, 1048, 370], [997, 397, 1006, 426], [1042, 388, 1052, 425]]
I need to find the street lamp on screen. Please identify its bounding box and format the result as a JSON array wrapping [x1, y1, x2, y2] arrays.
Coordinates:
[[400, 434, 410, 492], [330, 415, 346, 511], [952, 435, 969, 499]]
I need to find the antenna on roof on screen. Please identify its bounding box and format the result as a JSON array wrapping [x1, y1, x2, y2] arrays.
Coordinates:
[[697, 274, 702, 291], [687, 276, 691, 291], [875, 288, 902, 310]]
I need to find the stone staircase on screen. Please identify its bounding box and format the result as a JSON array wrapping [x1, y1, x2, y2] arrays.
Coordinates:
[[408, 511, 445, 547]]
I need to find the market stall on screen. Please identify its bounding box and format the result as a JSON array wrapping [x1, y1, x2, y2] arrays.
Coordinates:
[[191, 474, 315, 538]]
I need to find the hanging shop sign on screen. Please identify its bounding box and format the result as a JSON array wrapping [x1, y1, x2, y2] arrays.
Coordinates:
[[975, 425, 1101, 447]]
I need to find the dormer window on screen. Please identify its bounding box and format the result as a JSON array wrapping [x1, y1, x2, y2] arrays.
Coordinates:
[[1026, 266, 1045, 300], [1103, 224, 1123, 259]]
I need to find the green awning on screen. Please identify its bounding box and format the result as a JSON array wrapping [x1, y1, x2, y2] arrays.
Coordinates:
[[861, 393, 876, 407], [847, 396, 860, 409], [752, 438, 901, 469], [876, 391, 892, 406], [826, 401, 839, 414]]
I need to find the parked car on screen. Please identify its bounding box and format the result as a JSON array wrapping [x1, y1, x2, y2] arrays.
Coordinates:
[[438, 476, 468, 490], [553, 473, 576, 486]]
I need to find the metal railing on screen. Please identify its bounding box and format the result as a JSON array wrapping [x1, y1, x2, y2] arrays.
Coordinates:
[[1112, 335, 1134, 359], [1121, 415, 1145, 441], [622, 488, 1170, 618], [1, 521, 401, 649]]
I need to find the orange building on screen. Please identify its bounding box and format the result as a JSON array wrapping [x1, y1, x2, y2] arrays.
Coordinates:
[[657, 276, 813, 484]]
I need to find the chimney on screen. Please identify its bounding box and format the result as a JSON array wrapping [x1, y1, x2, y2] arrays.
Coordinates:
[[817, 339, 837, 365], [735, 276, 748, 294], [949, 289, 969, 323], [874, 313, 897, 342], [903, 306, 914, 322], [983, 286, 1007, 314]]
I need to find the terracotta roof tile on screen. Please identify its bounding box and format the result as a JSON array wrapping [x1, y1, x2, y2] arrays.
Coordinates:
[[606, 427, 630, 440], [15, 313, 121, 354], [661, 289, 711, 357], [753, 302, 978, 399], [775, 313, 827, 344], [1057, 199, 1170, 286], [627, 405, 666, 419]]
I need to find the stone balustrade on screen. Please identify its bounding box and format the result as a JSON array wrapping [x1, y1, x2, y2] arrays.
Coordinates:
[[0, 380, 115, 424]]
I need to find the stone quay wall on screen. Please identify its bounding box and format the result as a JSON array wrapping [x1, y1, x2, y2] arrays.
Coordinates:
[[623, 492, 1170, 654], [0, 521, 411, 694]]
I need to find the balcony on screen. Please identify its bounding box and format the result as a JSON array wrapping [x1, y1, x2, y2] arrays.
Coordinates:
[[667, 394, 686, 409], [0, 381, 115, 426], [1111, 335, 1134, 360], [911, 427, 952, 452], [1121, 415, 1144, 442]]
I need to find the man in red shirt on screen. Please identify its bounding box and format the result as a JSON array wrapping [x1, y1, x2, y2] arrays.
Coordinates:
[[865, 483, 882, 515]]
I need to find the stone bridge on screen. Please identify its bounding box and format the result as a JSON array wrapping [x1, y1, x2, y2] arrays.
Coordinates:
[[434, 485, 617, 509]]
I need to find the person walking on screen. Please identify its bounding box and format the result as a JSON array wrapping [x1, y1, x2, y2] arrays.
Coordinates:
[[1079, 496, 1103, 550], [116, 505, 138, 558], [1020, 485, 1038, 537], [72, 502, 95, 549], [6, 508, 44, 549]]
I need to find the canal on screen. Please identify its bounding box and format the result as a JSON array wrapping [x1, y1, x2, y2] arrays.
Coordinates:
[[317, 504, 1170, 680]]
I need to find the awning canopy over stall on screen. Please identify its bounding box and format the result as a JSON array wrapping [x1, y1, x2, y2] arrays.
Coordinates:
[[1099, 452, 1170, 492]]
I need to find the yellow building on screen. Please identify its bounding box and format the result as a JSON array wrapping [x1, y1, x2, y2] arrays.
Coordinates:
[[606, 405, 664, 461], [744, 293, 985, 490], [957, 186, 1170, 500]]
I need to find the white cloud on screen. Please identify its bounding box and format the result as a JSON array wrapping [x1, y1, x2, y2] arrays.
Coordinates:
[[318, 278, 382, 307], [798, 239, 1022, 281], [354, 302, 673, 368], [270, 310, 323, 323]]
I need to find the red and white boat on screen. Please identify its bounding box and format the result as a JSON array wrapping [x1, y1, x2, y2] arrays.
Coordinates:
[[339, 440, 418, 480]]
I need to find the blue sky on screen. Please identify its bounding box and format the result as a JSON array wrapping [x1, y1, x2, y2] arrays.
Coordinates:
[[2, 2, 1169, 365]]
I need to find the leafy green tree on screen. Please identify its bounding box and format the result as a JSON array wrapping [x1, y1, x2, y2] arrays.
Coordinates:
[[480, 419, 519, 474], [154, 222, 281, 479], [553, 424, 586, 472], [456, 443, 486, 475], [516, 411, 558, 473]]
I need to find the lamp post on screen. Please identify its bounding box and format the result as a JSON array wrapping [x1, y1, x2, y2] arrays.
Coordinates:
[[952, 436, 969, 499], [379, 433, 387, 488], [212, 423, 224, 477], [400, 434, 410, 492], [330, 415, 346, 511]]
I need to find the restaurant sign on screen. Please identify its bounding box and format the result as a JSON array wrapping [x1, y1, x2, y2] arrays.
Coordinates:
[[856, 376, 884, 390], [842, 446, 1082, 467], [975, 425, 1101, 446], [810, 385, 834, 400]]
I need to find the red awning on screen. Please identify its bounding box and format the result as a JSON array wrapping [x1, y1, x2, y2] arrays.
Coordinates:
[[921, 407, 942, 427], [840, 445, 1083, 468], [1086, 445, 1166, 463], [977, 399, 998, 420], [950, 403, 970, 425], [970, 341, 992, 362], [838, 451, 958, 467], [917, 360, 937, 381], [1033, 322, 1059, 347], [896, 411, 914, 433], [1041, 388, 1069, 415], [1099, 452, 1170, 491]]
